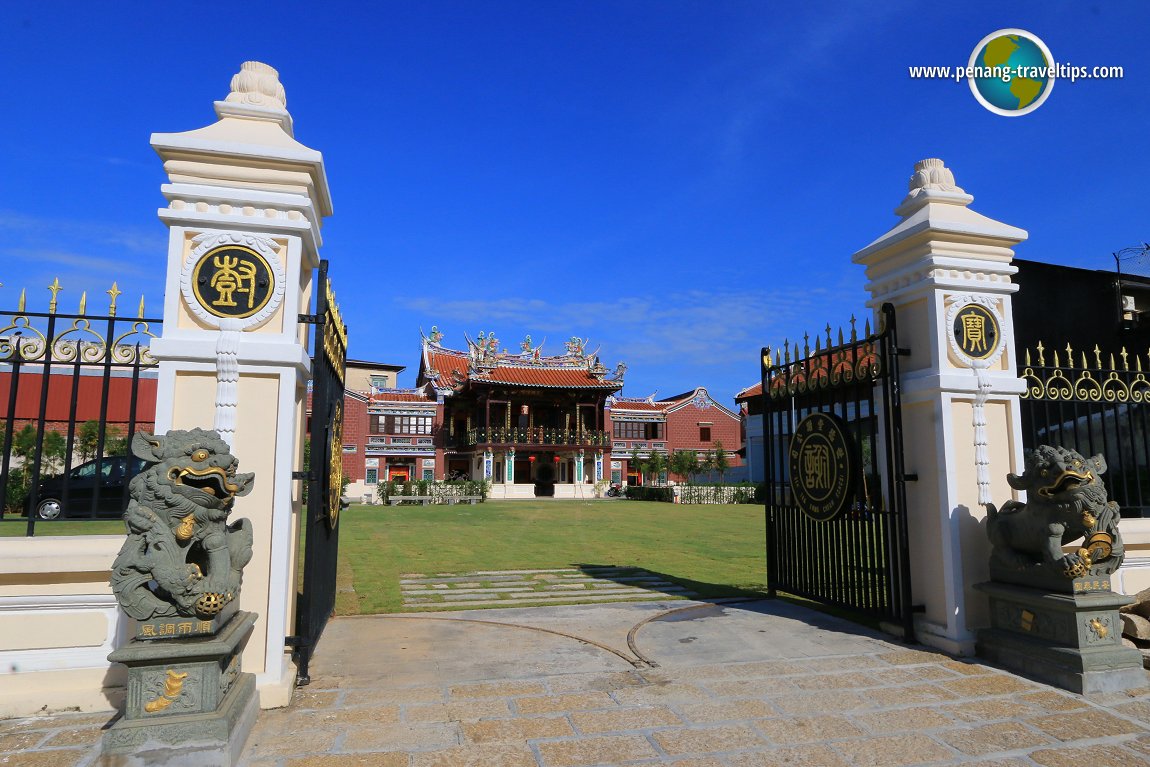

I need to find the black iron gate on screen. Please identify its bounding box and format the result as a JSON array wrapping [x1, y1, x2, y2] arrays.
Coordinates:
[[293, 260, 347, 684], [760, 303, 914, 639]]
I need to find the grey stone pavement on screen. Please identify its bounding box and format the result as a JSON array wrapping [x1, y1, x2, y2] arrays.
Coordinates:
[[7, 598, 1150, 766], [400, 567, 698, 610]]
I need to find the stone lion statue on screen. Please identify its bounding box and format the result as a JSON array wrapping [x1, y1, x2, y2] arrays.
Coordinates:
[[110, 429, 254, 621], [986, 445, 1123, 578]]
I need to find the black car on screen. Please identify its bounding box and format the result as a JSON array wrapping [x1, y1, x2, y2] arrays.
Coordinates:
[[27, 456, 147, 520]]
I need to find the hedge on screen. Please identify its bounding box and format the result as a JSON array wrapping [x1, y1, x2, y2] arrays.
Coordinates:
[[677, 484, 758, 504], [380, 479, 489, 504], [623, 486, 675, 502], [623, 483, 764, 504]]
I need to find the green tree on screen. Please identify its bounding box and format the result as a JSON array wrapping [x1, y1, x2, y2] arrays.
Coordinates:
[[647, 450, 667, 485], [11, 425, 67, 479], [76, 420, 101, 461], [103, 427, 129, 458], [628, 447, 642, 485], [713, 441, 729, 485], [670, 450, 697, 484], [3, 467, 29, 516], [698, 450, 716, 484]]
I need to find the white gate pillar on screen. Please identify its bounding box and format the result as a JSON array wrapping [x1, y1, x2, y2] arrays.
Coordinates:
[[148, 62, 332, 704], [853, 159, 1027, 655]]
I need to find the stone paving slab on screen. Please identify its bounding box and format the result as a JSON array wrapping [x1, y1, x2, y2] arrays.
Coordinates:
[[399, 567, 698, 610], [8, 599, 1150, 766]]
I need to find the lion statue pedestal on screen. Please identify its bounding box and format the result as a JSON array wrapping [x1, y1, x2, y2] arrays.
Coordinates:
[[974, 446, 1146, 694], [101, 429, 260, 766]]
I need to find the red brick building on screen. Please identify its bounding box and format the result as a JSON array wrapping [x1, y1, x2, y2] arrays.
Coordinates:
[[607, 389, 742, 485]]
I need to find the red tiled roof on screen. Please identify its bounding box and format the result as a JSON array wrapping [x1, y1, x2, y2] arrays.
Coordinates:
[[370, 389, 434, 403], [423, 342, 622, 391], [426, 349, 470, 389], [609, 400, 665, 412], [475, 366, 622, 389], [734, 382, 762, 401]]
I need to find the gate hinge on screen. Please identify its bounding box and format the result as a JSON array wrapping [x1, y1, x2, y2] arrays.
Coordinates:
[[284, 636, 301, 648], [298, 314, 321, 325], [292, 471, 311, 481], [896, 347, 912, 356], [901, 473, 919, 482]]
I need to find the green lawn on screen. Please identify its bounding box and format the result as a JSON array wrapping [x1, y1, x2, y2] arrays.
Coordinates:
[[0, 517, 125, 536], [2, 500, 770, 617], [333, 499, 768, 615]]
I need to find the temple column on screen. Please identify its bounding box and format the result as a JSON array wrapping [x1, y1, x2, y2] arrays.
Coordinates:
[[506, 448, 516, 483]]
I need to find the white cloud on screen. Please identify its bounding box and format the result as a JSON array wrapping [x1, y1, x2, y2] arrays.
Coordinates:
[[1, 247, 148, 276], [0, 210, 165, 255], [398, 282, 865, 375]]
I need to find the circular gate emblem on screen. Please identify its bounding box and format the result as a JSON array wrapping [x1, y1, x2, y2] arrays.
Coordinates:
[[190, 245, 275, 320], [327, 400, 344, 529], [789, 412, 855, 521], [951, 303, 1000, 361]]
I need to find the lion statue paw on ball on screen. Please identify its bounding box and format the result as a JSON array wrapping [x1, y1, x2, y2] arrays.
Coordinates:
[[110, 429, 254, 621], [986, 445, 1123, 579]]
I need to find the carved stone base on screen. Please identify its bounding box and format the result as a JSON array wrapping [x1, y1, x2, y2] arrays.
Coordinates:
[[101, 611, 259, 766], [975, 581, 1146, 694]]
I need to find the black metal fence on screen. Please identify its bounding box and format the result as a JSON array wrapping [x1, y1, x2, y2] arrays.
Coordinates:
[[761, 304, 914, 638], [292, 261, 347, 684], [1018, 342, 1150, 517], [1, 283, 159, 535]]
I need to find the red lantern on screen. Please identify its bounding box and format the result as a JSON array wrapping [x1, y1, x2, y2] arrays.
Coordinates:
[[529, 456, 536, 463], [553, 456, 560, 462]]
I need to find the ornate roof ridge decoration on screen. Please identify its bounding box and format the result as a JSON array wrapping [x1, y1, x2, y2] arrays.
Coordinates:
[[421, 329, 627, 391], [371, 386, 430, 396]]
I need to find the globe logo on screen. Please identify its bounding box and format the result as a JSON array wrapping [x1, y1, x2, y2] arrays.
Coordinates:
[[968, 29, 1055, 116]]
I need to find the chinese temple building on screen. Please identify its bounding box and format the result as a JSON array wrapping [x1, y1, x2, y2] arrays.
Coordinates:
[[414, 329, 623, 498], [338, 329, 742, 500]]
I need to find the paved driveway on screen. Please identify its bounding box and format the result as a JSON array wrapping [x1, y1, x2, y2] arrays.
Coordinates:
[[6, 598, 1150, 766], [240, 599, 1150, 766]]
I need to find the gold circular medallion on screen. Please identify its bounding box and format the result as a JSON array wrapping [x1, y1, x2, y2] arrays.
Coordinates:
[[952, 303, 1000, 361], [789, 412, 856, 522], [190, 245, 275, 320]]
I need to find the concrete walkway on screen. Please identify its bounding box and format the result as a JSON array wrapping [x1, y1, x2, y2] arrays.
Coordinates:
[[6, 599, 1150, 766]]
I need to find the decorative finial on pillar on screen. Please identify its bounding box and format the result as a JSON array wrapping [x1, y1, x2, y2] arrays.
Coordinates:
[[225, 61, 287, 111], [213, 60, 294, 135], [893, 157, 974, 217], [907, 158, 964, 196]]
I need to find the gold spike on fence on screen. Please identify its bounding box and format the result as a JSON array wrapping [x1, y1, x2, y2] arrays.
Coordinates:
[[107, 283, 122, 316], [2, 278, 147, 318], [1, 278, 158, 364], [1019, 341, 1150, 403], [47, 278, 62, 314]]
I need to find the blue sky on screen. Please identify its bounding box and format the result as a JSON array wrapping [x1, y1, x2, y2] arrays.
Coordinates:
[[1, 2, 1146, 403]]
